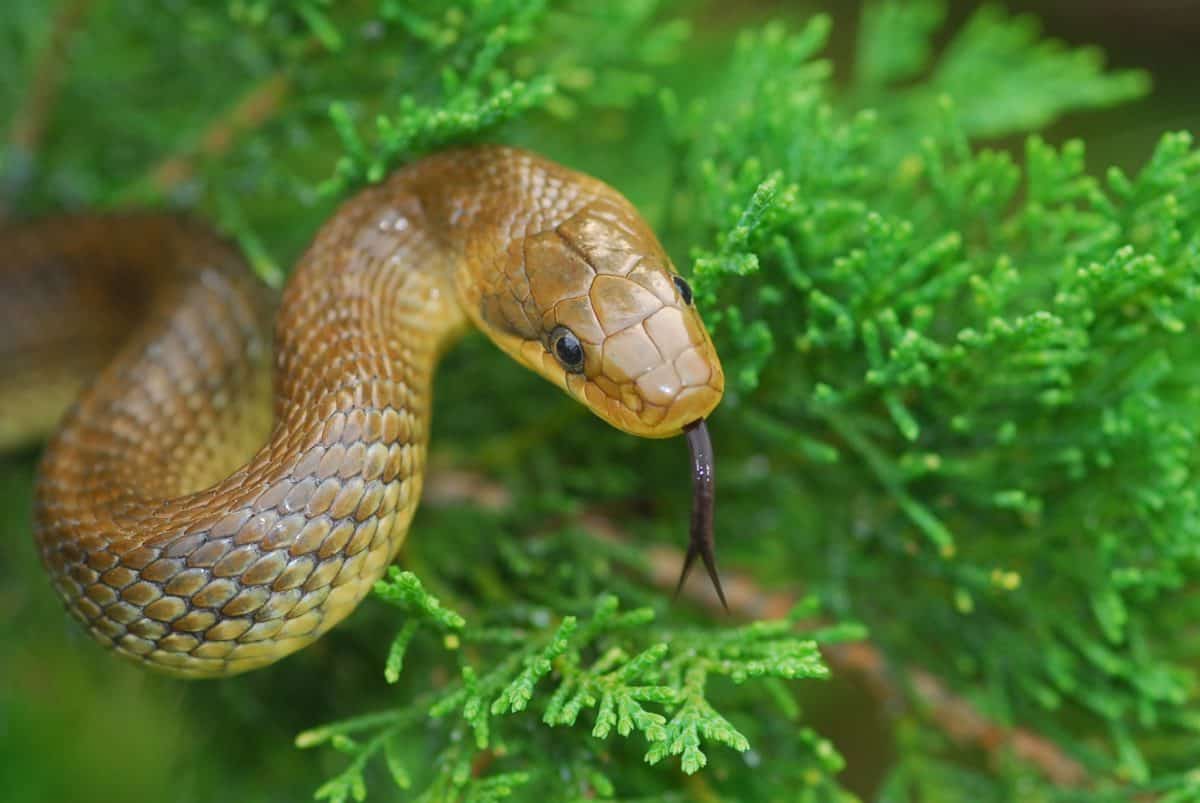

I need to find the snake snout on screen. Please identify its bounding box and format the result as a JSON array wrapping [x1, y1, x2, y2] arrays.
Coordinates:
[[634, 326, 725, 438], [572, 284, 723, 439], [654, 380, 723, 438]]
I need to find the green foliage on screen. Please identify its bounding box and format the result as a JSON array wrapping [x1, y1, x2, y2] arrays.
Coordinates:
[[298, 573, 839, 800], [317, 0, 687, 196], [853, 2, 1150, 140], [668, 4, 1200, 796], [317, 2, 555, 195], [4, 1, 1200, 801]]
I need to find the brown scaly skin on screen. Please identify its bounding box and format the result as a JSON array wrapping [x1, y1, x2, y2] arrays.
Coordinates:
[[4, 146, 724, 678]]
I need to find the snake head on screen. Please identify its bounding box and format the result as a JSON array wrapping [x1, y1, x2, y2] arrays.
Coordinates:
[[456, 163, 730, 608], [473, 194, 724, 439]]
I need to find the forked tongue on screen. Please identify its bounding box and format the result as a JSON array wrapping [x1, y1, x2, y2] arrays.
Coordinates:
[[675, 419, 728, 610]]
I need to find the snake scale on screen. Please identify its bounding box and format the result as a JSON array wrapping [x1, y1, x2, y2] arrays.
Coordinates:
[[0, 146, 725, 678]]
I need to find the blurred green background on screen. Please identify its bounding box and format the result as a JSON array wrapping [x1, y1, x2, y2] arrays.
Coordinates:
[[2, 2, 1197, 801]]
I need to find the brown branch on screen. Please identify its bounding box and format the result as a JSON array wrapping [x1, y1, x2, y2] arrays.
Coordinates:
[[1, 0, 96, 219], [143, 71, 291, 195], [5, 4, 292, 211], [421, 467, 1092, 789], [7, 0, 96, 153], [139, 33, 333, 197]]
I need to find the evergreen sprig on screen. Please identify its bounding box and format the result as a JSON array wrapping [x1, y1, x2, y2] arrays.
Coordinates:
[[314, 0, 684, 196], [299, 587, 837, 800]]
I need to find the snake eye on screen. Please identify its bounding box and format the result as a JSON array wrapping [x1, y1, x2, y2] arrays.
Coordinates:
[[550, 326, 585, 373], [673, 275, 693, 305]]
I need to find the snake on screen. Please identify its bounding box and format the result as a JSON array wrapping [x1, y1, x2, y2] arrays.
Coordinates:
[[1, 146, 726, 678]]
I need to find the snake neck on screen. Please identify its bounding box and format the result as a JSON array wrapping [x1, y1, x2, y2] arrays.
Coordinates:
[[273, 181, 468, 441], [273, 144, 602, 415]]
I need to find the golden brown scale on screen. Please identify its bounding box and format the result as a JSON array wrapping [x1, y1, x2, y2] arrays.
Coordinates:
[[5, 146, 724, 678]]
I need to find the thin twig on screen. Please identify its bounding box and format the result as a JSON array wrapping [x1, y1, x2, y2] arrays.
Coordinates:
[[1, 0, 97, 218], [141, 72, 291, 196], [421, 467, 1092, 789], [138, 32, 333, 198], [5, 6, 292, 211], [7, 0, 96, 152]]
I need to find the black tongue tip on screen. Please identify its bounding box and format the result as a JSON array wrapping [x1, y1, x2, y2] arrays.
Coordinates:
[[673, 540, 729, 611], [677, 419, 727, 611]]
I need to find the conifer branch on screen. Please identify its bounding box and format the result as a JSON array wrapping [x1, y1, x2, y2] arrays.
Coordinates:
[[423, 467, 1093, 789]]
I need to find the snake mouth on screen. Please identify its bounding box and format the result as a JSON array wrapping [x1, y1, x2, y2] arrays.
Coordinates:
[[675, 418, 728, 609]]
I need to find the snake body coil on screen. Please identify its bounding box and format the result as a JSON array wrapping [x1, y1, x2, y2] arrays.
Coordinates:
[[2, 146, 724, 678]]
